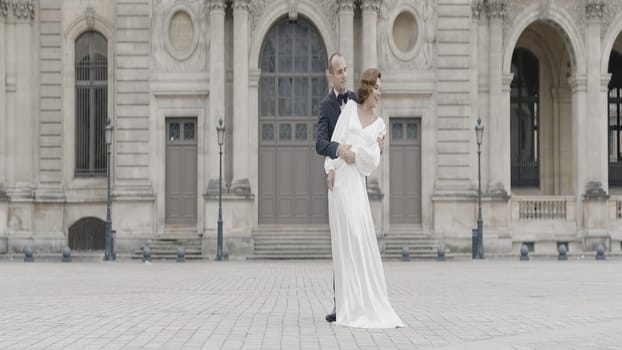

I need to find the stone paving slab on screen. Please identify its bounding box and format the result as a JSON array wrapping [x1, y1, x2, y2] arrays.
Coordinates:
[[1, 258, 621, 349]]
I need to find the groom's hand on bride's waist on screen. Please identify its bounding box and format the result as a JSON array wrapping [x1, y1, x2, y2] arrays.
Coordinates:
[[337, 144, 356, 164]]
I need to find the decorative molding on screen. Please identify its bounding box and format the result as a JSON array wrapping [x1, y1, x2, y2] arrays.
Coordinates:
[[378, 0, 434, 71], [361, 0, 381, 13], [337, 0, 355, 13], [585, 0, 605, 21], [584, 181, 609, 200], [13, 0, 34, 19], [85, 6, 96, 29], [486, 0, 510, 19], [472, 0, 485, 19], [0, 0, 35, 20], [288, 0, 298, 21], [208, 0, 227, 11], [538, 0, 550, 19], [152, 0, 208, 73], [0, 0, 8, 18], [233, 0, 250, 11]]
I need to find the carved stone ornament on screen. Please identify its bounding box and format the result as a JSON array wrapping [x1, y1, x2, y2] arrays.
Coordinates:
[[249, 0, 339, 46], [361, 0, 382, 12], [10, 0, 34, 20], [472, 0, 485, 19], [337, 0, 355, 12], [585, 0, 605, 21], [0, 0, 8, 17], [378, 0, 435, 71], [208, 0, 226, 11], [85, 6, 96, 29], [152, 0, 208, 72], [486, 0, 510, 19], [288, 0, 298, 21], [233, 0, 250, 11]]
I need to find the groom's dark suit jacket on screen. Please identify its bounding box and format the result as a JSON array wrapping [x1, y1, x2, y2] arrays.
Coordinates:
[[315, 89, 358, 159]]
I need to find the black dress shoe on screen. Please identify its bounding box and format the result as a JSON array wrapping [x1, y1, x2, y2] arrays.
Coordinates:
[[325, 312, 336, 322]]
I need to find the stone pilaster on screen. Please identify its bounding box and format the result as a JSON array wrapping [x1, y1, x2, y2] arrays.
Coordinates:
[[231, 0, 251, 195], [361, 0, 380, 70], [337, 0, 355, 90], [486, 0, 510, 198], [209, 0, 226, 186]]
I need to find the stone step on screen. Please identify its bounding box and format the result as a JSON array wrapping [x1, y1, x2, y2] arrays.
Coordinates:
[[132, 237, 204, 260], [251, 229, 331, 259]]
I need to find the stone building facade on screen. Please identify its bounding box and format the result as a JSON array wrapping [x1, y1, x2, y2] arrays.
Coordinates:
[[1, 0, 621, 257]]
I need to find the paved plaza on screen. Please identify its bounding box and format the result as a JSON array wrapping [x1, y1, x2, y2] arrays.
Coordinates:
[[1, 256, 622, 350]]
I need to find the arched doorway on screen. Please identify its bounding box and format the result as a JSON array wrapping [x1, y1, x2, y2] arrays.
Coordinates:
[[509, 21, 575, 195], [68, 217, 105, 250], [258, 17, 329, 224]]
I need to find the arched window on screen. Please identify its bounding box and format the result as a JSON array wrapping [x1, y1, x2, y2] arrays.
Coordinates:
[[608, 50, 622, 186], [511, 48, 540, 187], [75, 31, 108, 177]]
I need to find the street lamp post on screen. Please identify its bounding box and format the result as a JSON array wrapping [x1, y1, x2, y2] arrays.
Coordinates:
[[216, 118, 225, 261], [104, 119, 115, 261], [475, 118, 485, 259]]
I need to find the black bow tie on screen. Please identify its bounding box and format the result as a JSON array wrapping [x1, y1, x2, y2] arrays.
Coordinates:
[[337, 93, 348, 105]]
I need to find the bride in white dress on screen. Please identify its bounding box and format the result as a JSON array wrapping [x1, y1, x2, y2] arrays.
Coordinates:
[[325, 68, 404, 328]]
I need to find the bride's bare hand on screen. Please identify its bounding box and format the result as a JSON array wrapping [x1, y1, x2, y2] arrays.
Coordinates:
[[327, 170, 335, 191]]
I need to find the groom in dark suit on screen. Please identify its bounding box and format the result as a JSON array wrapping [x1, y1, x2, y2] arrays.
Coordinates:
[[316, 53, 357, 167], [315, 52, 357, 323]]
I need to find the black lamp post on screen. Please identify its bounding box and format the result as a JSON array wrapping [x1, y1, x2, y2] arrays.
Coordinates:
[[216, 118, 225, 261], [475, 118, 485, 259], [104, 119, 115, 261]]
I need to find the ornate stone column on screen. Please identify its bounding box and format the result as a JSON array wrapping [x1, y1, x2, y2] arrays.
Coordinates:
[[486, 0, 509, 198], [231, 0, 251, 195], [584, 1, 608, 196], [582, 1, 610, 249], [361, 0, 380, 70], [338, 0, 355, 90], [208, 0, 226, 185]]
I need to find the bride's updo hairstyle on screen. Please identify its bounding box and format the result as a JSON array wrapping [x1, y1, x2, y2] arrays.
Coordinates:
[[356, 68, 381, 104]]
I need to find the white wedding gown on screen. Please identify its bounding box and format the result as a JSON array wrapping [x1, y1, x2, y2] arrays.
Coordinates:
[[325, 100, 404, 328]]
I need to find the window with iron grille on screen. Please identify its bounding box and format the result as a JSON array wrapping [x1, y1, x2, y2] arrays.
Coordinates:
[[75, 31, 107, 177], [510, 48, 540, 187], [608, 50, 622, 187]]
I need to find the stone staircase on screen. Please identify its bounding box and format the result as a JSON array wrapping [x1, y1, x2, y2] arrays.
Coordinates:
[[250, 226, 332, 259], [132, 236, 204, 261], [382, 233, 441, 259]]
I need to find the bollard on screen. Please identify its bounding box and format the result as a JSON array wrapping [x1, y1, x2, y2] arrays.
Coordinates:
[[23, 246, 34, 262], [223, 246, 229, 261], [596, 244, 606, 261], [557, 243, 568, 261], [436, 244, 446, 262], [142, 244, 151, 263], [176, 246, 185, 263], [520, 244, 529, 261], [401, 247, 411, 262], [62, 246, 72, 262], [471, 229, 478, 259]]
